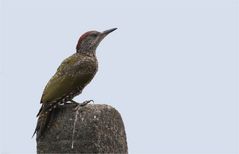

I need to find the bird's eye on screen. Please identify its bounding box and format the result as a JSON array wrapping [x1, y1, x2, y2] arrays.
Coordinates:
[[92, 34, 98, 37]]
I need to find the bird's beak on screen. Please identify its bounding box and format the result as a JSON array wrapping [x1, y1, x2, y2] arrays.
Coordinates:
[[102, 28, 117, 36], [96, 28, 117, 45]]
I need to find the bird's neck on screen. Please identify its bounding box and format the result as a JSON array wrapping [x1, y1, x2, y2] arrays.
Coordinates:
[[76, 49, 96, 57]]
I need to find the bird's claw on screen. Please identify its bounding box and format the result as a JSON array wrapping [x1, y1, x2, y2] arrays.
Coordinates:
[[80, 100, 94, 106], [73, 100, 93, 111]]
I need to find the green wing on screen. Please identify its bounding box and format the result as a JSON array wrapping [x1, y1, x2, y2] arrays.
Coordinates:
[[40, 54, 96, 104]]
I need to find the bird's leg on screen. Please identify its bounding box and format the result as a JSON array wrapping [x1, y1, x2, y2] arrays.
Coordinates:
[[71, 100, 93, 111], [70, 99, 93, 106], [70, 100, 79, 105], [81, 100, 94, 106]]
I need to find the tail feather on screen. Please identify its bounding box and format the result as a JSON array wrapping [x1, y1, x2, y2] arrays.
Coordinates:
[[32, 104, 55, 140], [36, 106, 42, 117]]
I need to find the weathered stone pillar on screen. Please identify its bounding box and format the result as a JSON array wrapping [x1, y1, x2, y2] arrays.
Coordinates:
[[37, 103, 128, 154]]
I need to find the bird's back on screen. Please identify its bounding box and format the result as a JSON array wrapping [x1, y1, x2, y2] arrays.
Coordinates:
[[41, 53, 98, 105]]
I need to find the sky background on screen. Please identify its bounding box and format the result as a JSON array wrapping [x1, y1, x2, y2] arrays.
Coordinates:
[[1, 0, 238, 153]]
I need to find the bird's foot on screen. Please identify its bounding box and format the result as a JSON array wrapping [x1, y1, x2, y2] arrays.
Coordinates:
[[73, 100, 93, 111], [70, 100, 79, 105], [80, 100, 94, 106]]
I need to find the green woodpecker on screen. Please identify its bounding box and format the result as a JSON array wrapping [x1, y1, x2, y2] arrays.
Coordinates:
[[33, 28, 117, 140]]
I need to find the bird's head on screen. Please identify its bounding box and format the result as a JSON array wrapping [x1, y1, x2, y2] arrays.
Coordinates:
[[76, 28, 117, 54]]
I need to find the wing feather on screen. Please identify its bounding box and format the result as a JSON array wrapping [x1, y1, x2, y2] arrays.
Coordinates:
[[40, 54, 97, 104]]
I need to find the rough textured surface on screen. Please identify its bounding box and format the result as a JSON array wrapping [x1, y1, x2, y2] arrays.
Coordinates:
[[37, 103, 128, 154]]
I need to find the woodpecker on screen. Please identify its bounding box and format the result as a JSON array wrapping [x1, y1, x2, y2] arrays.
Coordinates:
[[33, 28, 117, 140]]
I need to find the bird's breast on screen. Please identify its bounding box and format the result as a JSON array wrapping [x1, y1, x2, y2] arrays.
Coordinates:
[[77, 56, 98, 74]]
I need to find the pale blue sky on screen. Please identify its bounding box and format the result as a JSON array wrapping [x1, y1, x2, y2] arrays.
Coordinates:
[[1, 0, 238, 153]]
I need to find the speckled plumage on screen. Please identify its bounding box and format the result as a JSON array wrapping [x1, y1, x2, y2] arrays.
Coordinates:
[[41, 53, 98, 104], [33, 28, 117, 140]]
